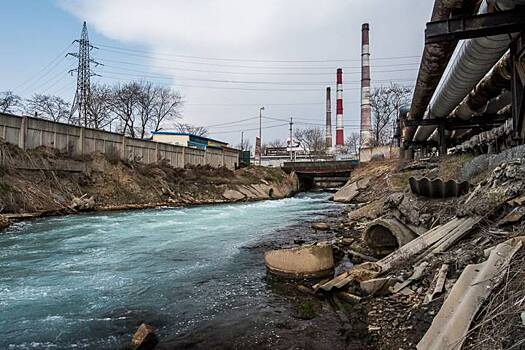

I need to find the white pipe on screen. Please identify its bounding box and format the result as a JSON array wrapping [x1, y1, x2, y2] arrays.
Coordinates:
[[413, 0, 525, 142]]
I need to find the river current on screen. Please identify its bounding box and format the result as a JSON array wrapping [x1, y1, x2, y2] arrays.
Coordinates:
[[0, 193, 339, 349]]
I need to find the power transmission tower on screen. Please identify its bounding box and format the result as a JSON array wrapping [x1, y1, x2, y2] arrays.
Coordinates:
[[67, 21, 101, 127]]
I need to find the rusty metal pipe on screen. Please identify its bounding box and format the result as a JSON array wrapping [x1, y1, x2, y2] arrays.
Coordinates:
[[404, 0, 475, 146]]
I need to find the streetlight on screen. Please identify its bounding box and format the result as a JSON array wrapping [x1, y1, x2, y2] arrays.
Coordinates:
[[259, 106, 265, 166]]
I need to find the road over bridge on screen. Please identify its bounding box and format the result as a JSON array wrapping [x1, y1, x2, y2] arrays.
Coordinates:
[[282, 160, 359, 190]]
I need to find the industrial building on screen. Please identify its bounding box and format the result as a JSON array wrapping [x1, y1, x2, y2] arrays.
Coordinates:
[[151, 131, 229, 151]]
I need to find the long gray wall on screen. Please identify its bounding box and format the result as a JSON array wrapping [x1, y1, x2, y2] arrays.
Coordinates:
[[0, 113, 239, 170]]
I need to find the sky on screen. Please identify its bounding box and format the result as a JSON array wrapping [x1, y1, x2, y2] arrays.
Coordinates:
[[0, 0, 435, 146]]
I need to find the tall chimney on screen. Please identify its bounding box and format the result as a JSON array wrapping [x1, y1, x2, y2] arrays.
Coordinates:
[[336, 68, 344, 147], [325, 87, 332, 149], [360, 23, 373, 148]]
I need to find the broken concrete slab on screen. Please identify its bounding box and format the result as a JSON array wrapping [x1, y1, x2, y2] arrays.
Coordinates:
[[360, 277, 396, 296], [265, 243, 334, 279], [417, 236, 525, 350], [333, 177, 371, 203]]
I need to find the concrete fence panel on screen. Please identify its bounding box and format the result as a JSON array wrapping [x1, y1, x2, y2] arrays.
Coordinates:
[[0, 113, 239, 170]]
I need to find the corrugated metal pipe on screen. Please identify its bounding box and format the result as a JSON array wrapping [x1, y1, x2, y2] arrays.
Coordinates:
[[404, 0, 472, 145], [414, 0, 525, 142]]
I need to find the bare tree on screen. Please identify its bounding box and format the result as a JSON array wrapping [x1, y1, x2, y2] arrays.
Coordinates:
[[294, 127, 326, 159], [174, 123, 208, 136], [26, 94, 72, 123], [109, 81, 183, 138], [268, 139, 286, 148], [88, 84, 115, 130], [345, 132, 360, 155], [0, 91, 22, 114], [370, 83, 411, 146], [236, 139, 251, 152], [110, 82, 141, 137], [150, 86, 183, 133]]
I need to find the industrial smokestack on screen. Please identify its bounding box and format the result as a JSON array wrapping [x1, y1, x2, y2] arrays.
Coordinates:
[[325, 87, 332, 149], [360, 23, 373, 148], [336, 68, 344, 147]]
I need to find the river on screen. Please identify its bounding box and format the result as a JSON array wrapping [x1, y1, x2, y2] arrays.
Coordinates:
[[0, 193, 342, 349]]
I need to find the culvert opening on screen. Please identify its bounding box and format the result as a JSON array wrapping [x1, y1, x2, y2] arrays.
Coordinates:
[[364, 225, 400, 256], [269, 188, 274, 198]]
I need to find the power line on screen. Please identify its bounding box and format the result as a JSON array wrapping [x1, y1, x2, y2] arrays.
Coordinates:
[[101, 57, 420, 72], [95, 43, 420, 63], [13, 43, 73, 92], [98, 46, 419, 70], [101, 60, 418, 76], [98, 69, 416, 87]]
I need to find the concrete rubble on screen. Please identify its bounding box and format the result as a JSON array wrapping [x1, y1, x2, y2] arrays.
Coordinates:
[[267, 155, 525, 349]]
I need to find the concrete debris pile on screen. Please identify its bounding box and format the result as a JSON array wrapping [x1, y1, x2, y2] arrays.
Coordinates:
[[70, 194, 95, 211], [268, 156, 525, 349]]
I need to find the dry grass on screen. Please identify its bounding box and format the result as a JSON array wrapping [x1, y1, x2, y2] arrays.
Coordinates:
[[463, 248, 525, 350]]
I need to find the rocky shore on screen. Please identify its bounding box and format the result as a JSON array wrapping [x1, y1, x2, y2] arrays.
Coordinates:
[[0, 141, 299, 230], [260, 152, 525, 349]]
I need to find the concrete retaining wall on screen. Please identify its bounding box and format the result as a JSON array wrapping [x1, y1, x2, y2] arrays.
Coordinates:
[[360, 145, 400, 162], [0, 113, 239, 170]]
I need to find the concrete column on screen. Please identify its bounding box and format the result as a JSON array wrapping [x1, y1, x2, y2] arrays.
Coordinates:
[[121, 135, 127, 160], [155, 142, 159, 162], [222, 150, 225, 167], [78, 127, 85, 156], [181, 146, 186, 168], [18, 116, 28, 150]]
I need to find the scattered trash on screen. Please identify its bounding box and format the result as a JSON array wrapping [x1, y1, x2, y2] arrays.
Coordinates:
[[390, 261, 428, 294], [423, 264, 449, 304]]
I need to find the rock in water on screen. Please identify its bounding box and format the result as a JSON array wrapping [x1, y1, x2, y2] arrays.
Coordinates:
[[130, 323, 158, 350], [311, 222, 330, 231]]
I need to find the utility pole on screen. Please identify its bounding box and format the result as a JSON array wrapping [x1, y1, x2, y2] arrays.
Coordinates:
[[240, 131, 244, 151], [258, 106, 264, 166], [289, 117, 294, 161], [67, 21, 101, 127]]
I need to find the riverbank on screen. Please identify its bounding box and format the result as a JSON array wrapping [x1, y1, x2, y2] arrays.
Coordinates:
[[281, 155, 525, 349], [0, 141, 298, 229]]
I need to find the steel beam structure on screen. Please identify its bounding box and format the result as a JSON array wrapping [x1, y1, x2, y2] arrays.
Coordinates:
[[403, 114, 510, 130], [425, 6, 525, 44]]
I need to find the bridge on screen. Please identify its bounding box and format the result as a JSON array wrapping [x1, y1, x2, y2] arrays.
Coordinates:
[[282, 160, 359, 190]]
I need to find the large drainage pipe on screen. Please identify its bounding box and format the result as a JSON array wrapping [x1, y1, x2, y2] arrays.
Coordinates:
[[414, 0, 525, 143], [405, 0, 480, 145], [363, 217, 420, 255]]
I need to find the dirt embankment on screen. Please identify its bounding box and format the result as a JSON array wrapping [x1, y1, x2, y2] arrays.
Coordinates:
[[0, 142, 298, 228], [277, 154, 525, 350]]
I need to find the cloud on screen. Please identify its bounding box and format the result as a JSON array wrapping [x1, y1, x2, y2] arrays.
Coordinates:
[[58, 0, 433, 145]]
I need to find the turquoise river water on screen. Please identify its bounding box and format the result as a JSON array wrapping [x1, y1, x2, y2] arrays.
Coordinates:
[[0, 193, 339, 349]]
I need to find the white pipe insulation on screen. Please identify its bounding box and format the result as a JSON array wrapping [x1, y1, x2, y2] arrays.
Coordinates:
[[413, 0, 525, 142]]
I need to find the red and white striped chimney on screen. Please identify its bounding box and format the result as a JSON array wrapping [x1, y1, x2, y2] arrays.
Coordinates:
[[360, 23, 373, 148], [336, 68, 344, 147], [325, 87, 332, 149]]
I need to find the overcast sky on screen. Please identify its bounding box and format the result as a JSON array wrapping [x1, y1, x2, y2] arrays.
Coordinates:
[[1, 0, 435, 146]]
